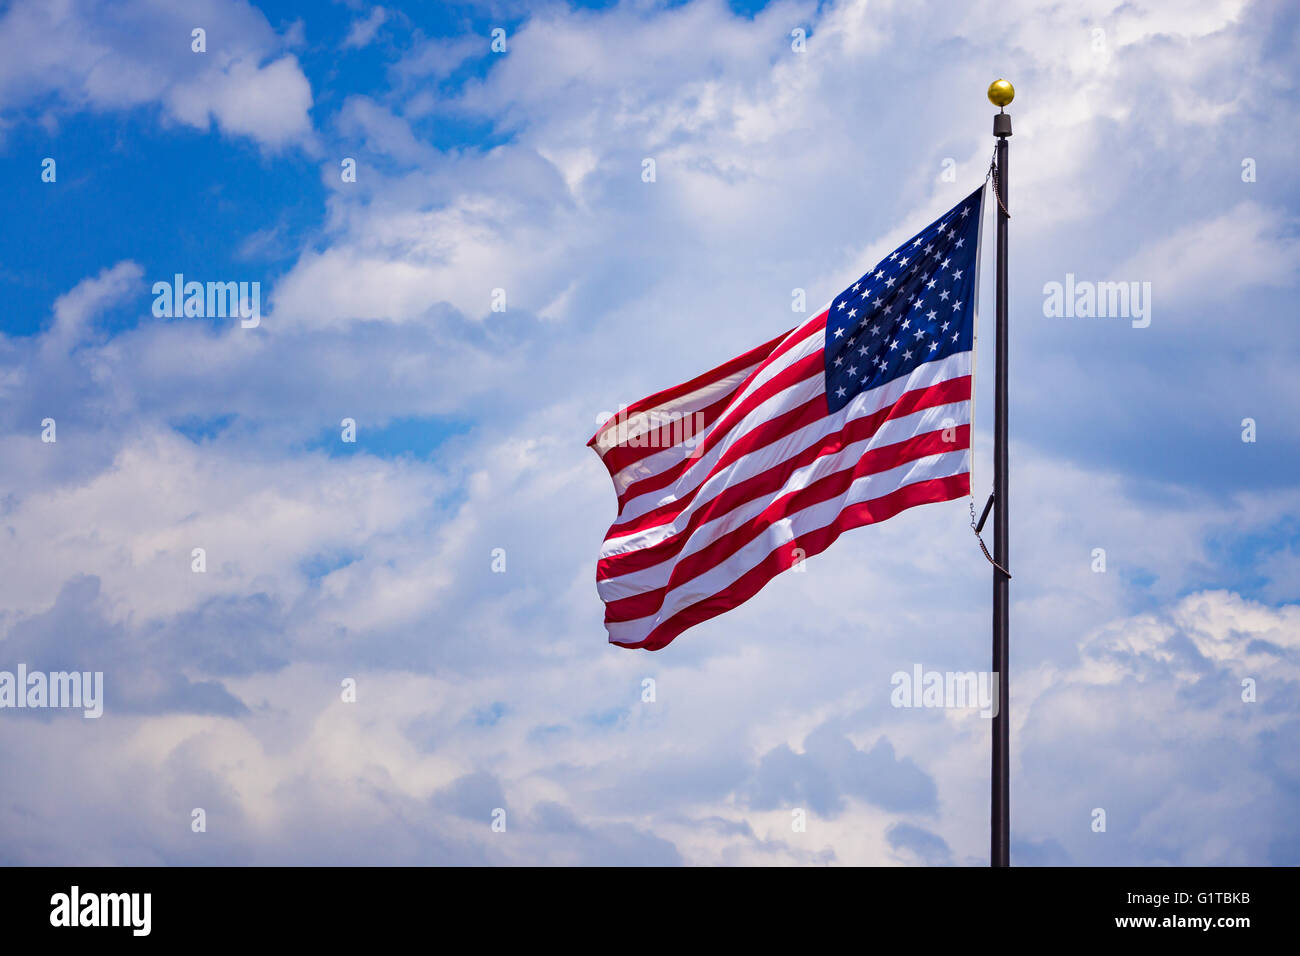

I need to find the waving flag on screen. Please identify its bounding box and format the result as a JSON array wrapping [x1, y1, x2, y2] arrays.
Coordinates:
[[589, 186, 986, 650]]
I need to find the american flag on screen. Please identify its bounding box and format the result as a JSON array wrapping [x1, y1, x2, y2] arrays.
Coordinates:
[[589, 186, 986, 650]]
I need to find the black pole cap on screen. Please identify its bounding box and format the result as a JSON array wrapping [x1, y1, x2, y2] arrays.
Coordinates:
[[993, 112, 1012, 137]]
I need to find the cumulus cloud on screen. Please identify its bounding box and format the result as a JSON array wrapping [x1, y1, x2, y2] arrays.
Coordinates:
[[0, 0, 314, 149], [1017, 591, 1300, 864], [166, 52, 313, 149], [746, 728, 939, 818], [2, 0, 1299, 866]]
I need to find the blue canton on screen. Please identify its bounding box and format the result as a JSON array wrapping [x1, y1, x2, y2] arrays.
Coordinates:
[[824, 186, 984, 413]]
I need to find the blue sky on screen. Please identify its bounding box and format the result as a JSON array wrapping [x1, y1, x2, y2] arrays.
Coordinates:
[[1, 0, 1298, 865]]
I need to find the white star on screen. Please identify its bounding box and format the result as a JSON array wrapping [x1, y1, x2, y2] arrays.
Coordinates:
[[858, 345, 869, 356], [883, 303, 894, 313], [875, 270, 885, 280], [951, 332, 959, 341], [848, 365, 858, 376], [884, 277, 896, 288], [903, 349, 913, 360], [852, 283, 861, 292], [912, 237, 923, 248], [924, 244, 933, 255], [888, 252, 898, 261], [833, 355, 843, 366], [837, 301, 847, 310], [941, 320, 950, 332], [899, 256, 910, 267], [952, 300, 963, 310], [913, 328, 925, 339], [955, 238, 965, 249], [929, 341, 939, 352], [952, 269, 963, 280], [927, 310, 938, 321], [939, 290, 950, 301], [834, 327, 845, 337], [960, 206, 970, 217], [860, 288, 872, 299], [940, 257, 951, 269], [873, 296, 884, 308], [901, 318, 911, 329], [913, 299, 925, 311], [836, 386, 847, 398], [848, 308, 858, 318], [888, 339, 899, 351], [926, 279, 937, 290]]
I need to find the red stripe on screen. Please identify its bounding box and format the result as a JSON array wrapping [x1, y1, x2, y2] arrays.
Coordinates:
[[611, 473, 970, 650], [603, 425, 969, 622], [596, 389, 733, 477], [604, 313, 827, 500], [588, 326, 794, 452], [603, 374, 972, 551], [599, 313, 827, 475], [762, 309, 827, 367], [614, 348, 825, 509]]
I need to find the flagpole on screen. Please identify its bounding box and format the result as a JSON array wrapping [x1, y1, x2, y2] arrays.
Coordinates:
[[988, 78, 1014, 868]]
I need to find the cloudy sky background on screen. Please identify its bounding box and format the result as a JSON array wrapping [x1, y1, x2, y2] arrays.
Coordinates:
[[1, 0, 1298, 865]]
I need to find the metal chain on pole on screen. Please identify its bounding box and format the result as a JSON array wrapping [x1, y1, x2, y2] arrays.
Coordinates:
[[970, 499, 1011, 578], [985, 147, 1012, 219], [972, 143, 1011, 580]]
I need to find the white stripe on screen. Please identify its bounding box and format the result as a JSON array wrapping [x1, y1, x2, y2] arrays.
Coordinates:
[[607, 317, 827, 494], [591, 359, 764, 455], [606, 350, 971, 542], [610, 363, 825, 512], [605, 448, 970, 645], [597, 399, 970, 600], [720, 314, 826, 417]]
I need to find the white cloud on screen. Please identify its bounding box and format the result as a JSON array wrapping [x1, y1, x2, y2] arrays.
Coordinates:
[[343, 6, 388, 50], [1119, 202, 1300, 307], [4, 0, 1300, 866], [0, 0, 314, 150], [43, 259, 142, 352], [1017, 590, 1300, 865], [167, 53, 314, 149]]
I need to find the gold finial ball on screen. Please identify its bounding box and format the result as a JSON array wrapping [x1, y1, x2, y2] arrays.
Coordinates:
[[988, 79, 1015, 108]]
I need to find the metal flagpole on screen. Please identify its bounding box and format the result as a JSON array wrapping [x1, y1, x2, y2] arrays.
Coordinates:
[[988, 78, 1013, 868]]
